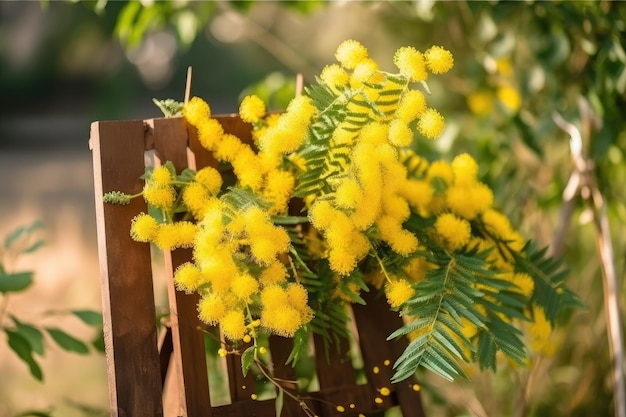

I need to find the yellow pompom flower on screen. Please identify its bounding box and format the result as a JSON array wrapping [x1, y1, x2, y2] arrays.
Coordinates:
[[377, 216, 418, 256], [417, 108, 445, 139], [214, 134, 245, 163], [447, 183, 493, 220], [143, 183, 175, 210], [320, 64, 349, 90], [350, 58, 383, 87], [174, 262, 203, 294], [198, 118, 224, 151], [183, 182, 210, 219], [198, 294, 226, 325], [385, 279, 415, 309], [396, 90, 427, 123], [451, 153, 479, 183], [130, 213, 159, 242], [221, 310, 247, 341], [286, 283, 309, 313], [497, 85, 522, 112], [260, 285, 289, 309], [401, 179, 434, 215], [259, 261, 288, 285], [335, 179, 362, 210], [195, 166, 222, 195], [427, 160, 454, 186], [393, 46, 428, 82], [154, 223, 179, 250], [388, 119, 414, 147], [287, 95, 317, 124], [335, 39, 369, 70], [434, 213, 471, 252], [328, 248, 358, 276], [151, 166, 173, 187], [309, 201, 336, 231], [239, 95, 266, 124], [424, 46, 454, 74], [358, 122, 389, 147], [528, 305, 554, 355], [467, 91, 494, 116], [262, 304, 303, 338], [231, 273, 259, 301], [263, 169, 295, 214], [183, 96, 211, 127]]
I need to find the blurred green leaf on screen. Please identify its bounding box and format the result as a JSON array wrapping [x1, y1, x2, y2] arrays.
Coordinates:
[[91, 330, 106, 353], [241, 346, 255, 377], [13, 410, 53, 417], [11, 316, 45, 356], [46, 328, 90, 354], [0, 271, 33, 294], [3, 220, 44, 250], [72, 310, 103, 327], [5, 328, 43, 381]]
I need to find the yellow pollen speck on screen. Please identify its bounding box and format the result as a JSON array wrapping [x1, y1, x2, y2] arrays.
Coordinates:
[[251, 393, 258, 400], [349, 403, 355, 409], [380, 387, 391, 396], [218, 348, 227, 357], [336, 405, 346, 412], [259, 346, 267, 354], [412, 384, 421, 392], [373, 366, 380, 374], [383, 359, 391, 366], [242, 385, 246, 390], [374, 397, 383, 404], [243, 334, 252, 343]]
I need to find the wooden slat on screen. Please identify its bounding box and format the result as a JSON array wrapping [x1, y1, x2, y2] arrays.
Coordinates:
[[224, 342, 256, 402], [150, 117, 212, 417], [353, 291, 426, 417], [313, 333, 356, 389], [91, 120, 164, 417], [268, 336, 305, 416]]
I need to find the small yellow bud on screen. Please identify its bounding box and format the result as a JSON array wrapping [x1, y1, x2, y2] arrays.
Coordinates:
[[336, 405, 346, 412], [412, 384, 421, 392], [374, 397, 383, 404], [243, 334, 252, 344], [373, 366, 380, 374], [380, 387, 391, 396], [218, 348, 227, 357], [259, 346, 267, 355], [251, 393, 258, 400]]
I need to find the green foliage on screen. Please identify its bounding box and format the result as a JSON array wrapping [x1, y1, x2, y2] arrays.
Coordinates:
[[0, 221, 103, 385]]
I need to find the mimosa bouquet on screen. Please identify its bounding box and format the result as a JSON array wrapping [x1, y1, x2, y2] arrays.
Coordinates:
[[105, 40, 579, 384]]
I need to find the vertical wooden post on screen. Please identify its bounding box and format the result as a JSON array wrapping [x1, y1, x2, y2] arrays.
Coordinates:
[[91, 120, 164, 417]]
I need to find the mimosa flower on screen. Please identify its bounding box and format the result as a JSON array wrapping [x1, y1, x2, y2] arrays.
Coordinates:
[[385, 279, 415, 308], [198, 294, 226, 325], [434, 213, 471, 251], [335, 39, 369, 70], [396, 89, 427, 123], [393, 46, 428, 82], [417, 108, 445, 139], [424, 46, 454, 74], [174, 262, 202, 294], [183, 96, 211, 127], [130, 213, 159, 242], [239, 95, 266, 124], [221, 310, 247, 341]]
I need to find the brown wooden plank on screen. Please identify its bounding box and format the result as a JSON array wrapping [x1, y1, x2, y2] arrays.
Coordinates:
[[312, 332, 356, 389], [91, 120, 164, 417], [150, 117, 213, 417], [159, 327, 173, 386], [224, 342, 256, 402], [353, 291, 426, 417], [268, 336, 306, 416]]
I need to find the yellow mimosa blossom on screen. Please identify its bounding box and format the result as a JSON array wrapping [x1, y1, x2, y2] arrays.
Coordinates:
[[358, 122, 389, 147], [130, 213, 159, 242], [467, 91, 494, 116], [183, 96, 211, 127], [262, 304, 303, 338], [528, 305, 554, 356], [231, 273, 259, 301], [351, 58, 383, 87], [389, 119, 414, 147], [393, 46, 428, 82], [320, 64, 350, 90], [335, 179, 362, 210], [403, 257, 435, 282], [174, 262, 202, 294], [263, 169, 295, 214], [496, 57, 513, 76], [151, 166, 173, 187], [143, 183, 175, 210], [214, 133, 245, 163], [401, 179, 433, 215], [183, 182, 210, 219], [259, 261, 288, 285], [309, 201, 337, 231], [260, 285, 289, 309], [286, 283, 309, 313], [221, 310, 247, 341], [427, 160, 454, 186], [328, 248, 358, 276], [434, 213, 471, 252], [239, 95, 266, 124], [195, 166, 223, 195], [446, 183, 493, 220], [396, 90, 427, 123], [198, 294, 226, 325], [377, 216, 418, 256], [382, 192, 411, 223], [198, 118, 224, 151], [497, 85, 522, 112], [417, 108, 445, 139], [385, 279, 415, 308], [482, 209, 514, 240], [287, 95, 317, 124], [153, 222, 195, 250], [335, 39, 369, 70], [424, 46, 454, 74], [451, 153, 479, 183]]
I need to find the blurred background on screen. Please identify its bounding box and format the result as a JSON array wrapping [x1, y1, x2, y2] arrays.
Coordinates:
[[1, 1, 625, 416]]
